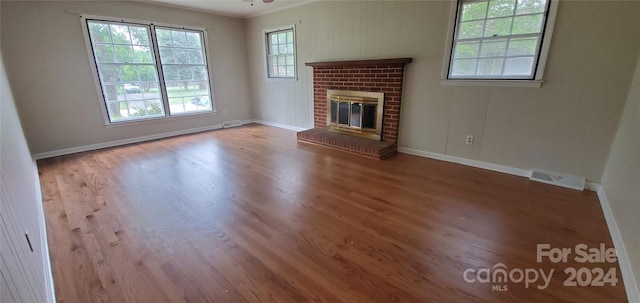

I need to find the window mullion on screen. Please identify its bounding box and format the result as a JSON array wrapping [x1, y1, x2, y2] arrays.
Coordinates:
[[149, 24, 171, 117]]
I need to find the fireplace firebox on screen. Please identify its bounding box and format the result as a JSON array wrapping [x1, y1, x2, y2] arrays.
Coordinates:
[[326, 90, 384, 141]]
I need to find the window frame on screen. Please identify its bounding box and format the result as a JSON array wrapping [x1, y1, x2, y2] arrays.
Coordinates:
[[441, 0, 559, 88], [80, 15, 217, 126], [264, 25, 297, 80]]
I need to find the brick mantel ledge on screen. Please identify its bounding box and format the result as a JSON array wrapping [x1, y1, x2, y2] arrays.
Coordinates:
[[305, 58, 412, 68]]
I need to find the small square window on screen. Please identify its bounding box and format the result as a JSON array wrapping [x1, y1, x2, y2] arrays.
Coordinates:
[[447, 0, 552, 80], [266, 28, 296, 78]]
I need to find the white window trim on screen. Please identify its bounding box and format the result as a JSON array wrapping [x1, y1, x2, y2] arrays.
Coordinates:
[[440, 0, 559, 88], [79, 14, 217, 126], [263, 24, 298, 81]]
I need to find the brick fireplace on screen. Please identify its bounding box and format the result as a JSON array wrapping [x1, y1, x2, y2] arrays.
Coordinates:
[[298, 58, 412, 159]]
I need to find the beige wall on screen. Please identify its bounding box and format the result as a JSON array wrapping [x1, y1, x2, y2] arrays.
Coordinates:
[[1, 50, 54, 302], [1, 1, 252, 155], [602, 53, 640, 298], [245, 0, 640, 182]]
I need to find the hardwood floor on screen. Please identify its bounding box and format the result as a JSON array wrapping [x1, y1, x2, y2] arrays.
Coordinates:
[[38, 124, 627, 303]]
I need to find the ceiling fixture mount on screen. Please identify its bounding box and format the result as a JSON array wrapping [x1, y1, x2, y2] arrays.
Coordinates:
[[243, 0, 274, 6]]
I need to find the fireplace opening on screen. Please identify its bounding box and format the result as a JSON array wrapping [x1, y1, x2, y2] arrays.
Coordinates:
[[326, 90, 384, 140]]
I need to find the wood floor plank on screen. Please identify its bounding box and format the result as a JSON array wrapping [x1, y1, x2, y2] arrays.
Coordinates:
[[38, 124, 628, 303]]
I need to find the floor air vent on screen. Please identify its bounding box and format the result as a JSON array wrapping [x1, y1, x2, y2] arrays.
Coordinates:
[[529, 170, 585, 191], [222, 120, 243, 128]]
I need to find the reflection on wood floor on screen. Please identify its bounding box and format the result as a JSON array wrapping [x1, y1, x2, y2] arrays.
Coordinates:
[[38, 124, 627, 303]]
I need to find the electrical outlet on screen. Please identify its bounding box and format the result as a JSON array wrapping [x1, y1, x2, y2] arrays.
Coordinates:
[[223, 109, 228, 116], [466, 135, 474, 145]]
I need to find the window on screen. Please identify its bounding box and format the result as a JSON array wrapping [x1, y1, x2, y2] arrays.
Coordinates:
[[446, 0, 553, 81], [266, 27, 296, 78], [85, 18, 214, 123]]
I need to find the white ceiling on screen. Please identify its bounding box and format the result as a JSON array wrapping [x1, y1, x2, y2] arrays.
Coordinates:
[[146, 0, 315, 18]]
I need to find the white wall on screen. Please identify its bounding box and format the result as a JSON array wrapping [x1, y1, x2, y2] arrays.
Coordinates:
[[601, 53, 640, 300], [245, 0, 640, 182], [1, 1, 252, 155], [0, 49, 54, 302]]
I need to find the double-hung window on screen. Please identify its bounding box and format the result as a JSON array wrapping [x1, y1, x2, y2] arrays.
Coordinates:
[[445, 0, 555, 83], [84, 17, 214, 123], [266, 27, 296, 78]]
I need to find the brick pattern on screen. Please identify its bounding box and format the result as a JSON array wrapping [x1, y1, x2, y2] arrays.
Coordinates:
[[297, 129, 397, 160], [311, 63, 407, 143]]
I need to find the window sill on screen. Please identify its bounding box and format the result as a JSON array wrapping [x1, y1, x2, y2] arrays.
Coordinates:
[[440, 79, 543, 88], [104, 110, 217, 128], [266, 77, 298, 82]]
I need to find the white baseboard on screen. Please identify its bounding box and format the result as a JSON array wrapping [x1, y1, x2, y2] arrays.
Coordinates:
[[397, 147, 532, 178], [594, 184, 640, 303], [32, 121, 253, 160], [249, 119, 309, 132], [397, 146, 603, 192]]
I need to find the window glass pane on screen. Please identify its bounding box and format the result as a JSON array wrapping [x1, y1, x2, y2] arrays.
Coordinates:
[[156, 29, 172, 47], [174, 49, 189, 64], [120, 65, 139, 82], [129, 27, 150, 45], [99, 64, 119, 83], [103, 85, 118, 101], [278, 33, 286, 44], [89, 23, 112, 43], [484, 17, 512, 37], [286, 55, 294, 65], [142, 83, 161, 99], [133, 46, 152, 63], [178, 66, 193, 81], [172, 31, 187, 47], [125, 84, 145, 100], [480, 39, 507, 57], [287, 43, 294, 54], [503, 56, 534, 75], [185, 32, 201, 48], [458, 20, 485, 39], [159, 48, 176, 64], [156, 28, 213, 114], [512, 14, 543, 35], [507, 37, 538, 56], [138, 65, 157, 82], [488, 0, 515, 18], [94, 45, 115, 63], [163, 66, 179, 81], [187, 50, 204, 64], [516, 0, 546, 15], [286, 31, 293, 43], [454, 41, 480, 59], [192, 66, 208, 81], [114, 45, 134, 63], [110, 25, 131, 44], [477, 58, 505, 75], [461, 2, 488, 21], [286, 66, 295, 77], [145, 99, 164, 116], [451, 59, 478, 76]]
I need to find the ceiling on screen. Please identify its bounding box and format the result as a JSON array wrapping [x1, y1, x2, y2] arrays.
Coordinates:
[[146, 0, 316, 18]]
